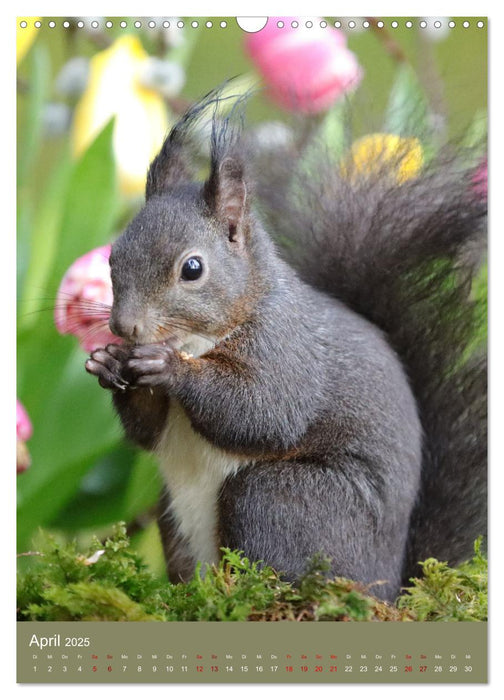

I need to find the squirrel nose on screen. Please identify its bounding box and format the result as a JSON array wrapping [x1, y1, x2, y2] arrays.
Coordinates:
[[109, 314, 143, 343]]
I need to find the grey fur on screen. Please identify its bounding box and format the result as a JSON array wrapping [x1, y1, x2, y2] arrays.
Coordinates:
[[86, 92, 486, 601]]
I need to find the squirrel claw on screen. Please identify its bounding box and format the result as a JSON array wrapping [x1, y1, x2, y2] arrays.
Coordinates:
[[112, 378, 129, 391], [85, 352, 129, 392]]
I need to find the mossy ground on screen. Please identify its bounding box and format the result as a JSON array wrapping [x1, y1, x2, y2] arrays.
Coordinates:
[[17, 523, 487, 623]]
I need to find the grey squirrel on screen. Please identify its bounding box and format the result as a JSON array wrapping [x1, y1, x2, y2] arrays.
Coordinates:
[[85, 91, 487, 602]]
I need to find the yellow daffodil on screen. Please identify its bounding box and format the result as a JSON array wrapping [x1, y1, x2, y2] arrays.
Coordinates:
[[342, 133, 423, 184], [72, 35, 169, 197], [17, 17, 40, 64]]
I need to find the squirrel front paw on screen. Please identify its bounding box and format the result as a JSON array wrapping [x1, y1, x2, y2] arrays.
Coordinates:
[[85, 344, 130, 391], [125, 343, 180, 387]]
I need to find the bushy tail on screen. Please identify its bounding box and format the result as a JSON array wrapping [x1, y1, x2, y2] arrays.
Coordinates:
[[254, 138, 487, 582]]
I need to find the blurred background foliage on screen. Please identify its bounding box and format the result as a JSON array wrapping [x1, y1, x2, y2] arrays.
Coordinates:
[[16, 17, 487, 577]]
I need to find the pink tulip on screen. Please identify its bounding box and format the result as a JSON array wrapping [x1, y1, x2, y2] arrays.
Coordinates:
[[17, 399, 32, 442], [245, 17, 363, 113], [17, 399, 32, 474], [54, 244, 121, 353]]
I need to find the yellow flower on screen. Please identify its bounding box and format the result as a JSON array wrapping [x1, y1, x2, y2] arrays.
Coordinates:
[[342, 133, 423, 184], [17, 17, 40, 64], [72, 35, 169, 197]]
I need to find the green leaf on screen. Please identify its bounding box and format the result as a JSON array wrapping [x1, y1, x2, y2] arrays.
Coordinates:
[[17, 43, 50, 187], [130, 521, 166, 578], [49, 445, 138, 531], [460, 108, 487, 169], [17, 338, 122, 549], [48, 118, 119, 293], [318, 101, 348, 158], [48, 443, 163, 536], [18, 146, 73, 330], [17, 342, 120, 497], [17, 452, 116, 550], [16, 193, 33, 297], [123, 451, 162, 521], [287, 101, 350, 203], [17, 120, 121, 549], [461, 108, 487, 149], [384, 64, 430, 137]]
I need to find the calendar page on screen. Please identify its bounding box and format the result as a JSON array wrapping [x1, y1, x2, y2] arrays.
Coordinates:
[[16, 16, 488, 685]]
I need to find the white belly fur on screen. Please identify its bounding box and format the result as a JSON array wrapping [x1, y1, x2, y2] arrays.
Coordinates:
[[156, 400, 247, 566]]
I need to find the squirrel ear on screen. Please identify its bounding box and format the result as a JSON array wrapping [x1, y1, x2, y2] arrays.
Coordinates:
[[204, 156, 248, 243]]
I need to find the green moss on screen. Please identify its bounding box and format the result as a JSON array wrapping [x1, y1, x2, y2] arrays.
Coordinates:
[[17, 524, 486, 623], [17, 524, 168, 621], [397, 538, 487, 621]]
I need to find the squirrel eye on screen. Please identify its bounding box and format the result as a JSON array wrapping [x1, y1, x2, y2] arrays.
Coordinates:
[[181, 256, 204, 281]]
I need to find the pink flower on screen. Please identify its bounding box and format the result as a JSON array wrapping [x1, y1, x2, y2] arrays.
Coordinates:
[[17, 399, 32, 441], [245, 17, 363, 113], [17, 400, 32, 474], [54, 244, 121, 353]]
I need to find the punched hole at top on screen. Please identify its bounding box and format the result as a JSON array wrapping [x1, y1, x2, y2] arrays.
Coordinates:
[[236, 17, 268, 33]]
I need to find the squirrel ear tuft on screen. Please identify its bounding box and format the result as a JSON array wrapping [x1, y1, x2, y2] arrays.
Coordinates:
[[146, 94, 216, 199], [204, 156, 248, 243], [146, 136, 194, 200]]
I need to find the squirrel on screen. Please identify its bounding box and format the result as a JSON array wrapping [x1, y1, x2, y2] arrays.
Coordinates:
[[85, 90, 487, 602]]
